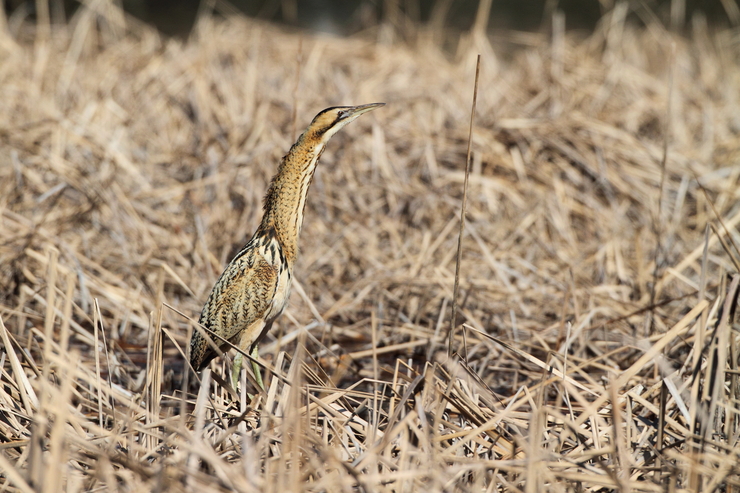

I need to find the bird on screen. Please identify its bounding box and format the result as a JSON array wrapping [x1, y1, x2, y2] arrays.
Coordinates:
[[189, 102, 385, 390]]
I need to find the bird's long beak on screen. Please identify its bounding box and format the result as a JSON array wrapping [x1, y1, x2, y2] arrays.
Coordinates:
[[342, 102, 385, 120]]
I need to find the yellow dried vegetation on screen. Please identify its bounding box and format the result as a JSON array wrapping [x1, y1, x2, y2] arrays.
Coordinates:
[[1, 2, 740, 492]]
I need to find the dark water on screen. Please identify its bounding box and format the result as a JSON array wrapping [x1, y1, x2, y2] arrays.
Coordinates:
[[3, 0, 735, 37]]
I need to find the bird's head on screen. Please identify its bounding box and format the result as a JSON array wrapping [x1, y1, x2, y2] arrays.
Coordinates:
[[308, 103, 385, 142]]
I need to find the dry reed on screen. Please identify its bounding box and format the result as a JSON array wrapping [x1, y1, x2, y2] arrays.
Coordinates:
[[1, 2, 740, 492]]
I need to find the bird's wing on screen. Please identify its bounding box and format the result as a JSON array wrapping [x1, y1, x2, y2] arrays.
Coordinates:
[[207, 253, 279, 343], [191, 252, 278, 369]]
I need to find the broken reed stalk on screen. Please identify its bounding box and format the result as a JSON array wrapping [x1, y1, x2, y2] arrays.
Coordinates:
[[647, 41, 675, 337], [290, 37, 303, 142], [448, 54, 481, 359]]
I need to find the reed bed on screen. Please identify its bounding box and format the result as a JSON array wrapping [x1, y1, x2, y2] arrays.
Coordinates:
[[1, 2, 740, 491]]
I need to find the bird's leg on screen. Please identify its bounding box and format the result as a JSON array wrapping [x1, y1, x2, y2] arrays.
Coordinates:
[[231, 351, 243, 391], [231, 346, 264, 392], [251, 344, 264, 390]]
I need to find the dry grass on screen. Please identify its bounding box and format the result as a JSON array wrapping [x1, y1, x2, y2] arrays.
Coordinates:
[[2, 2, 740, 492]]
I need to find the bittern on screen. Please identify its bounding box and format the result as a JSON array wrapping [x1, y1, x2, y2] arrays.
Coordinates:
[[189, 102, 385, 390]]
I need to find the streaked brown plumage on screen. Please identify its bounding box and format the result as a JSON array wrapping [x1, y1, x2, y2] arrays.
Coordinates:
[[189, 103, 385, 386]]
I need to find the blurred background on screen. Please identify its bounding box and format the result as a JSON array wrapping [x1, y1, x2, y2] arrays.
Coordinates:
[[3, 0, 738, 37]]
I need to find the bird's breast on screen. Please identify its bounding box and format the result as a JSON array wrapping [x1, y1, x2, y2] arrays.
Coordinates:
[[257, 234, 292, 323], [266, 258, 291, 323]]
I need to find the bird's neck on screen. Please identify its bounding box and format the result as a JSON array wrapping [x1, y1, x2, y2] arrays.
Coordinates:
[[259, 136, 325, 262]]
